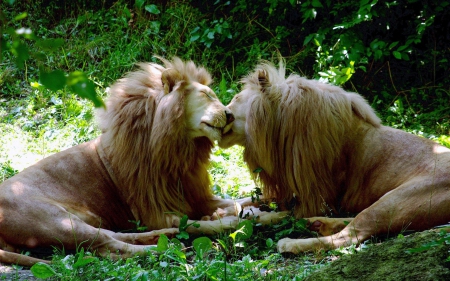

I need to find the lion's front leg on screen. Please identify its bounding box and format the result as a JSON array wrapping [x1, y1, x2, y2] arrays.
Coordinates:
[[109, 228, 179, 245]]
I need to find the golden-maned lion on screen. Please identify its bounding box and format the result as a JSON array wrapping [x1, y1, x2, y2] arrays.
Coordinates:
[[0, 57, 240, 266], [220, 62, 450, 254]]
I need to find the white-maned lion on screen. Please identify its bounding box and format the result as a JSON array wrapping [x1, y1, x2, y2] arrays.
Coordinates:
[[220, 62, 450, 254], [0, 57, 240, 266]]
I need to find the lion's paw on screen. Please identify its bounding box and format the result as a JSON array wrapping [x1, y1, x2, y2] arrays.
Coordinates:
[[277, 238, 305, 254]]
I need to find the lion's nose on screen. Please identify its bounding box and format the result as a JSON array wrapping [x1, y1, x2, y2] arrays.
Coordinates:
[[225, 110, 235, 124]]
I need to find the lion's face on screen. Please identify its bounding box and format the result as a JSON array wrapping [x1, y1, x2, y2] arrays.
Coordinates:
[[185, 82, 234, 143], [218, 88, 252, 148]]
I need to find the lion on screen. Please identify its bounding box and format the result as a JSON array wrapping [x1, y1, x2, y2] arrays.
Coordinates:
[[220, 61, 450, 254], [0, 57, 240, 266]]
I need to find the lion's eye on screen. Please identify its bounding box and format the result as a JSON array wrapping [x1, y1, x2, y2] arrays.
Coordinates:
[[202, 91, 215, 100]]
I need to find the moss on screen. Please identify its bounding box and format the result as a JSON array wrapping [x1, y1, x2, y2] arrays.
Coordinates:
[[305, 231, 450, 281]]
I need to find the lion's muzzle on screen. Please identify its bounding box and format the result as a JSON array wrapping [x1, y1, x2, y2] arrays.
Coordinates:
[[225, 110, 235, 124]]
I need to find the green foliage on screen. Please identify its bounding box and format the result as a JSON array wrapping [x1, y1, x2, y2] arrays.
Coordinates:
[[31, 262, 57, 279], [0, 3, 104, 107], [0, 160, 17, 181], [176, 214, 200, 240], [406, 228, 450, 254]]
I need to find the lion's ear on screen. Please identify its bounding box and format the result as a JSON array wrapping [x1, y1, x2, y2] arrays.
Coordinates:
[[257, 69, 271, 92], [162, 69, 182, 94]]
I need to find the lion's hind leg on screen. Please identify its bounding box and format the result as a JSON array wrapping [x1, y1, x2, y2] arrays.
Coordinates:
[[278, 178, 450, 254], [0, 236, 51, 266], [0, 203, 161, 265]]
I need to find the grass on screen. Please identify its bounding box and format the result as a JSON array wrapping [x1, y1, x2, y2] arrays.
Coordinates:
[[1, 1, 450, 280]]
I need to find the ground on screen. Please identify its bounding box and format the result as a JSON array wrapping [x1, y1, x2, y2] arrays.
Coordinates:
[[0, 266, 36, 281], [305, 230, 450, 281]]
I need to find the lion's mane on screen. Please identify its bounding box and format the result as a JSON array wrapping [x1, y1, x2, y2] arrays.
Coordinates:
[[242, 62, 381, 217], [96, 57, 215, 230]]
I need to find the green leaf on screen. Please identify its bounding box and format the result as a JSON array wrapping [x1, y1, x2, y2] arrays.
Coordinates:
[[401, 52, 410, 61], [230, 220, 253, 242], [73, 256, 96, 268], [303, 34, 315, 46], [123, 7, 131, 18], [360, 0, 370, 6], [176, 231, 189, 240], [266, 238, 274, 247], [178, 215, 189, 230], [31, 262, 56, 279], [135, 0, 145, 9], [10, 41, 29, 69], [145, 4, 160, 14], [190, 34, 200, 42], [170, 238, 184, 249], [13, 12, 27, 21], [311, 0, 323, 8], [216, 238, 228, 252], [40, 69, 66, 91], [67, 71, 104, 107], [193, 237, 213, 259], [392, 51, 402, 59], [131, 271, 149, 281], [219, 75, 227, 96], [149, 21, 161, 33], [154, 234, 169, 252], [388, 41, 399, 49]]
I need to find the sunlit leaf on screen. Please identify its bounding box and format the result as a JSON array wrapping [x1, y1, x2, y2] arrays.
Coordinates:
[[216, 239, 227, 252], [145, 4, 160, 14], [67, 71, 104, 107], [31, 262, 56, 279], [193, 236, 212, 259], [176, 231, 189, 240], [13, 12, 27, 21], [73, 256, 96, 268], [154, 234, 169, 252], [230, 220, 253, 242], [131, 271, 149, 281]]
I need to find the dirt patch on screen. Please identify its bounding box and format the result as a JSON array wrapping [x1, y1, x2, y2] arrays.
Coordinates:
[[305, 230, 450, 281]]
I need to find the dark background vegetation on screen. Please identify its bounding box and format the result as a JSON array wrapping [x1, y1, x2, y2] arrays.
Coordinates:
[[1, 0, 449, 139]]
